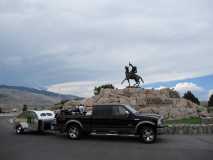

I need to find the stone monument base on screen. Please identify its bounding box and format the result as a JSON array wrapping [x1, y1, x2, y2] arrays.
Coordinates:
[[84, 88, 208, 120]]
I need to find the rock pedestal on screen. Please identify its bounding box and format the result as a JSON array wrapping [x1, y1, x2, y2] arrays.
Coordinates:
[[84, 88, 208, 120]]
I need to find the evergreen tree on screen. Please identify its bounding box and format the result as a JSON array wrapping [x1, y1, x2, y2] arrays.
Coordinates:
[[183, 91, 200, 105], [208, 94, 213, 107]]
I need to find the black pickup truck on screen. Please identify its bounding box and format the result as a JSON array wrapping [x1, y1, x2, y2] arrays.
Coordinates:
[[56, 104, 165, 143]]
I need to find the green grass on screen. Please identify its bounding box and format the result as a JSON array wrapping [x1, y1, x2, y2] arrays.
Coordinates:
[[165, 117, 201, 125]]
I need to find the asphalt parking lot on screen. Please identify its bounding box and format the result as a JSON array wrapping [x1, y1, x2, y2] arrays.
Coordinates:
[[0, 116, 213, 160]]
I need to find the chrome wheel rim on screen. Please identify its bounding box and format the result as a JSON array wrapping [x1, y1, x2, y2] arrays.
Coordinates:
[[143, 128, 154, 142], [16, 126, 22, 134], [68, 127, 79, 138]]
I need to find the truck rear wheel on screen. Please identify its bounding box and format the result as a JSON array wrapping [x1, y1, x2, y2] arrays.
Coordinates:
[[67, 124, 81, 140], [139, 125, 156, 143]]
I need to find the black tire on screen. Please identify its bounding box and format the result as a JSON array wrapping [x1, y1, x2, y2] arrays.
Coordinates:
[[66, 124, 81, 140], [139, 125, 156, 143], [16, 125, 24, 134]]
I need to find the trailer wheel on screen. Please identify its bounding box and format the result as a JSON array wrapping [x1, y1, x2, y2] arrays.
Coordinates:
[[16, 125, 24, 134]]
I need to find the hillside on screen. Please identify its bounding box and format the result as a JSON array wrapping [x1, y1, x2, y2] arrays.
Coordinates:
[[0, 85, 81, 112]]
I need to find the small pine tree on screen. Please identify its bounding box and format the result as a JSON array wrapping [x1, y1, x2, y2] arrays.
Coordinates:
[[183, 91, 200, 105], [208, 94, 213, 107], [94, 84, 115, 95]]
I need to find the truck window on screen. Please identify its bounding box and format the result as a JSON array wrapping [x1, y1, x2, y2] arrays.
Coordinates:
[[46, 113, 53, 116], [112, 106, 128, 116], [40, 113, 46, 117], [93, 105, 112, 118]]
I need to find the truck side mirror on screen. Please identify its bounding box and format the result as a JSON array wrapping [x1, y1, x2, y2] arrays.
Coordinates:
[[125, 110, 130, 116]]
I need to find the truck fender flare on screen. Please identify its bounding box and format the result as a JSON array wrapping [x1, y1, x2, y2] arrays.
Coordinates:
[[65, 120, 83, 130], [135, 121, 156, 133]]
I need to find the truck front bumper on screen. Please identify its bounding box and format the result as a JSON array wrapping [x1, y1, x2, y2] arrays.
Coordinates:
[[157, 125, 167, 135]]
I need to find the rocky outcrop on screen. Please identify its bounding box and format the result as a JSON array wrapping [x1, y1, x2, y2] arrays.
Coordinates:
[[84, 88, 208, 119]]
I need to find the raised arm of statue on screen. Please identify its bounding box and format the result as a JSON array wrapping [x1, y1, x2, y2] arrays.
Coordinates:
[[129, 62, 133, 68]]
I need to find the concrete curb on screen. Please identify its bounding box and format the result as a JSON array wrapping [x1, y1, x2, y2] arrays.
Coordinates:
[[164, 124, 213, 135]]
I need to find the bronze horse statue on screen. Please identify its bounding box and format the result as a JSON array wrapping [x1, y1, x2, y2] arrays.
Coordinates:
[[121, 64, 144, 87]]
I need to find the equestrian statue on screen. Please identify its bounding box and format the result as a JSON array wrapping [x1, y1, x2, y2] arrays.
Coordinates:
[[121, 62, 144, 87]]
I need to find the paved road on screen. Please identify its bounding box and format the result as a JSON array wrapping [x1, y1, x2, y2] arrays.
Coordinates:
[[0, 117, 213, 160]]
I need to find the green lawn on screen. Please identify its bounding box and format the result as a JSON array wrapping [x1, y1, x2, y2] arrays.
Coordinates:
[[165, 117, 201, 125]]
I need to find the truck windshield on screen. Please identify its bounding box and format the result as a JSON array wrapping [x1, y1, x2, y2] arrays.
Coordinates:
[[125, 105, 137, 114]]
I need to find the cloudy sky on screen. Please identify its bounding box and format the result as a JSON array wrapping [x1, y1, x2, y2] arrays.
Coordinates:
[[1, 0, 213, 99]]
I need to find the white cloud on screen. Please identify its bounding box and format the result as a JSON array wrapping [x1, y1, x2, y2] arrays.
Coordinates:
[[48, 80, 211, 101], [155, 86, 167, 90], [48, 81, 100, 97], [174, 82, 203, 94], [47, 80, 124, 97]]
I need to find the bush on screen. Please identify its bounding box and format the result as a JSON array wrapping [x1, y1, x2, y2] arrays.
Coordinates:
[[183, 91, 200, 105], [94, 84, 115, 95], [169, 89, 180, 98]]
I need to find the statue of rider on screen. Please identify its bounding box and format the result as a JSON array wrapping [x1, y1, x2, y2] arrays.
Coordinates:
[[121, 62, 144, 87]]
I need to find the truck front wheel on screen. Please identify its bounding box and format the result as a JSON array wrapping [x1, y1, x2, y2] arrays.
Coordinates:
[[139, 125, 156, 143], [66, 124, 81, 140]]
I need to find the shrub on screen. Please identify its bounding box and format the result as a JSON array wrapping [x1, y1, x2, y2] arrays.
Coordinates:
[[169, 89, 180, 98], [94, 84, 115, 95]]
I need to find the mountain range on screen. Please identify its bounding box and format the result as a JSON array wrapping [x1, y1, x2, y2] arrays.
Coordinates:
[[0, 85, 81, 112]]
